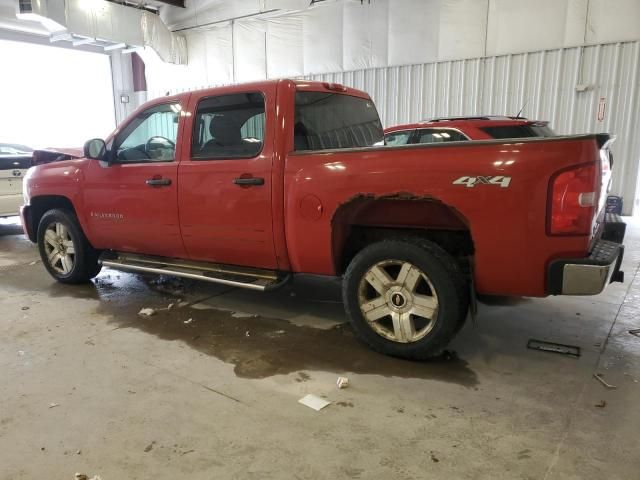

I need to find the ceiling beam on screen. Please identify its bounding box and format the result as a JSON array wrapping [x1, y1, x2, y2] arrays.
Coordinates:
[[155, 0, 185, 7]]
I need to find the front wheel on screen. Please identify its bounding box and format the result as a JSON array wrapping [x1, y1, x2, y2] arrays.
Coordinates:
[[37, 209, 101, 284], [342, 239, 469, 360]]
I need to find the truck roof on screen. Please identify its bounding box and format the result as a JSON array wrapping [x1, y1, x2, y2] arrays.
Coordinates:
[[385, 116, 549, 134]]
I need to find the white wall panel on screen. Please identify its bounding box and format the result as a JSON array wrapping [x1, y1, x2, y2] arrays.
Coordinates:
[[388, 0, 440, 66], [587, 0, 640, 44], [305, 42, 640, 214], [486, 0, 572, 55], [302, 3, 343, 74], [233, 20, 267, 82], [266, 14, 304, 77], [203, 26, 234, 85], [438, 0, 488, 61], [343, 0, 389, 70]]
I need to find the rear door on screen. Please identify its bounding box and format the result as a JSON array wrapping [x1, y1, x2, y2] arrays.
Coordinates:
[[83, 97, 187, 257], [177, 86, 278, 270]]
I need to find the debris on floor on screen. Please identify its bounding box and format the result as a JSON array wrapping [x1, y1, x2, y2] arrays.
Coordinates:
[[336, 376, 349, 389], [48, 402, 59, 409], [149, 276, 185, 297], [629, 328, 640, 337], [21, 306, 29, 311], [28, 260, 39, 265], [593, 373, 617, 389], [595, 400, 607, 408], [144, 441, 155, 452], [298, 394, 331, 411], [232, 311, 256, 318], [184, 318, 193, 324], [138, 308, 156, 317], [75, 474, 102, 480], [527, 339, 581, 357]]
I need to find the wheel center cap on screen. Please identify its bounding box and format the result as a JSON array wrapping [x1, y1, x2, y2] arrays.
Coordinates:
[[391, 292, 406, 308]]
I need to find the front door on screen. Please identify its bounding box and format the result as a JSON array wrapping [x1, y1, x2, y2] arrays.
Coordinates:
[[83, 98, 188, 258], [178, 88, 277, 270]]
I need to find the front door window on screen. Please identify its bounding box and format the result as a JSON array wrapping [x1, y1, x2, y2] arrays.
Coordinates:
[[114, 103, 180, 162]]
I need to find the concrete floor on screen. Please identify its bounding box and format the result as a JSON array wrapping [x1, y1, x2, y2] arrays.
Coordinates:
[[1, 216, 639, 480]]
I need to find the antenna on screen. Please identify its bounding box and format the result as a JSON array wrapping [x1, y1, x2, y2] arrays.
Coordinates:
[[515, 99, 529, 118]]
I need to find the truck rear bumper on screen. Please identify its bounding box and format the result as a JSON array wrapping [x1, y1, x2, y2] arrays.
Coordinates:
[[547, 215, 626, 296]]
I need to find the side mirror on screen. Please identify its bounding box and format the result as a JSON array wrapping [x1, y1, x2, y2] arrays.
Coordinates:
[[83, 138, 107, 161]]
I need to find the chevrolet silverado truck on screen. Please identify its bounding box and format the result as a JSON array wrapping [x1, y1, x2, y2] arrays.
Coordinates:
[[20, 79, 626, 359]]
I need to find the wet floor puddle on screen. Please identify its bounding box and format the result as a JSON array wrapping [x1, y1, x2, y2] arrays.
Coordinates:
[[15, 267, 479, 386]]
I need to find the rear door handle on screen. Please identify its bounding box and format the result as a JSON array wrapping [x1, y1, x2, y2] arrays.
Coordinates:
[[233, 177, 264, 186], [146, 177, 172, 187]]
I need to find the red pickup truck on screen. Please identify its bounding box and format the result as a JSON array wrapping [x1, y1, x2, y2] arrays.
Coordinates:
[[21, 79, 625, 359]]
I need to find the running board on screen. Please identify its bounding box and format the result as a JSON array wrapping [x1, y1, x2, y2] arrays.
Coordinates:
[[99, 252, 290, 291]]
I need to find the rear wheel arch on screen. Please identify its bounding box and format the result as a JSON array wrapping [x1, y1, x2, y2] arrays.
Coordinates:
[[331, 196, 475, 275]]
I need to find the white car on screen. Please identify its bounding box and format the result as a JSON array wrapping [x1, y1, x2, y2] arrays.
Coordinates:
[[0, 144, 33, 217]]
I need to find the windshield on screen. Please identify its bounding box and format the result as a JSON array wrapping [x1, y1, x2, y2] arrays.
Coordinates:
[[294, 91, 384, 151]]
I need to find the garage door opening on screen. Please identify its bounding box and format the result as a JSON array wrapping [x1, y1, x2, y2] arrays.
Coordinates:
[[0, 39, 115, 149]]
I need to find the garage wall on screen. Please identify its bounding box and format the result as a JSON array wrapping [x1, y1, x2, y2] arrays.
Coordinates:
[[144, 0, 640, 95], [305, 41, 640, 215], [142, 0, 640, 214]]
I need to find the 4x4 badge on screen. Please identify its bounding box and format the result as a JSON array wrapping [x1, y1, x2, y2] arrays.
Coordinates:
[[12, 170, 22, 177], [453, 175, 511, 188]]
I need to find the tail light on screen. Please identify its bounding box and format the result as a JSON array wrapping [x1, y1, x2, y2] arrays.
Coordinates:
[[547, 162, 598, 235]]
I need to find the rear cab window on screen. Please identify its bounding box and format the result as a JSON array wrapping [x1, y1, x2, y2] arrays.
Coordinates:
[[294, 92, 384, 151]]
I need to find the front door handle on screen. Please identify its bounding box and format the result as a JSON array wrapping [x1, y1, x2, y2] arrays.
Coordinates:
[[146, 178, 172, 187], [233, 177, 264, 186]]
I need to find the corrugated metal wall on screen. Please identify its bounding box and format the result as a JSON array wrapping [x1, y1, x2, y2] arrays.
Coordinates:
[[305, 41, 640, 215]]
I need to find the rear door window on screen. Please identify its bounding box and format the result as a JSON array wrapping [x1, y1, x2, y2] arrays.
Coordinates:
[[294, 92, 384, 151], [415, 129, 468, 143], [192, 92, 265, 160]]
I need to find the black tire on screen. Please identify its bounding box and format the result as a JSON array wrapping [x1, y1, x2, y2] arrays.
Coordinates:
[[342, 238, 469, 360], [37, 209, 101, 284]]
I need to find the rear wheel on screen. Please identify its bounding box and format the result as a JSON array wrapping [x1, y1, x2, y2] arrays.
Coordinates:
[[343, 239, 469, 359], [37, 209, 101, 283]]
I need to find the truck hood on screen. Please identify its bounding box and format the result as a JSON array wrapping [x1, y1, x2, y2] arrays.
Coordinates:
[[32, 147, 83, 165]]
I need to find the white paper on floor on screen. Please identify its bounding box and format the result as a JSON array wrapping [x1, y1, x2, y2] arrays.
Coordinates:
[[298, 394, 331, 411]]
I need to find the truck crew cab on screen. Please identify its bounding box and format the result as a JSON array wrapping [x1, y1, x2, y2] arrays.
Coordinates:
[[21, 79, 625, 359]]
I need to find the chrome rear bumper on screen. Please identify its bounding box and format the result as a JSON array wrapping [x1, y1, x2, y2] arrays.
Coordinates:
[[547, 217, 625, 296]]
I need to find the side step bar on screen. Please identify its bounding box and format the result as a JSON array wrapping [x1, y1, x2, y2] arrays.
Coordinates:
[[99, 252, 290, 292]]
